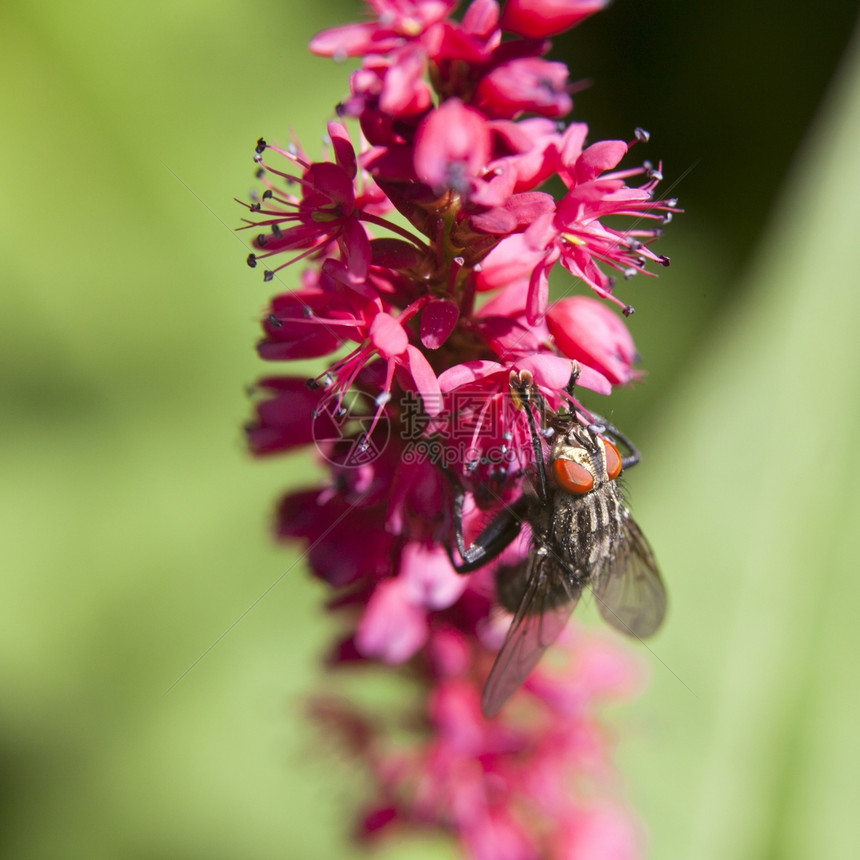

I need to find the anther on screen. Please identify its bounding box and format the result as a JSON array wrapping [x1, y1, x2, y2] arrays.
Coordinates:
[[247, 253, 257, 268], [262, 190, 273, 201], [256, 234, 268, 247], [268, 314, 283, 328], [658, 255, 671, 267], [635, 127, 650, 143], [255, 137, 267, 154], [623, 305, 635, 317], [263, 271, 274, 282]]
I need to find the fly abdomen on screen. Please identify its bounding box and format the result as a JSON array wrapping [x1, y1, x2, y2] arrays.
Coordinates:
[[554, 485, 624, 573]]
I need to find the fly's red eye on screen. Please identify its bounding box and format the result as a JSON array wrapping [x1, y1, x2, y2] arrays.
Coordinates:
[[552, 457, 594, 494], [603, 438, 622, 481]]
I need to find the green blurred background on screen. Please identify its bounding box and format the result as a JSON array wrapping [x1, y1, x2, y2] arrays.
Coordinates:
[[2, 1, 860, 857]]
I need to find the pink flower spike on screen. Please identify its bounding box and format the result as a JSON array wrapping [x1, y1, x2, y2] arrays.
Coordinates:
[[243, 0, 679, 852], [501, 0, 608, 38], [546, 296, 639, 385], [414, 100, 492, 195]]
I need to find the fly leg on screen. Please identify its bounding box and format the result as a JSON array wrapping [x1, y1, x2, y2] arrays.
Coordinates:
[[563, 363, 640, 471], [447, 475, 527, 574], [586, 415, 640, 470], [509, 370, 551, 506]]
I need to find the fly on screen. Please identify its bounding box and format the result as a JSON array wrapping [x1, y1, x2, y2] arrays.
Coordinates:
[[448, 367, 667, 717]]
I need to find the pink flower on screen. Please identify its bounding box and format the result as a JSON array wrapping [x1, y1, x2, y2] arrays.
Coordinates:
[[241, 1, 676, 856], [479, 134, 678, 321], [476, 57, 573, 119], [309, 1, 457, 60]]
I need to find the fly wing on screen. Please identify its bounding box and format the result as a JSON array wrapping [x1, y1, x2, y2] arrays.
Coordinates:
[[482, 554, 583, 717], [593, 512, 666, 638]]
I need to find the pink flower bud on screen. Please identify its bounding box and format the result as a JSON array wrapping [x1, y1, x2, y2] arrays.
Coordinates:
[[501, 0, 608, 38], [414, 99, 491, 194], [546, 296, 638, 385]]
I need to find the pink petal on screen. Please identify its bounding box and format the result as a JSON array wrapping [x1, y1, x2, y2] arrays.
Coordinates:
[[518, 353, 575, 391], [575, 140, 628, 184], [326, 120, 357, 179], [476, 233, 545, 289], [405, 344, 443, 415], [462, 0, 500, 36], [341, 217, 371, 280], [246, 377, 322, 455], [420, 298, 460, 349], [437, 360, 504, 391], [355, 578, 428, 663], [309, 22, 386, 57], [526, 263, 550, 324], [572, 363, 612, 395], [380, 45, 434, 116], [401, 544, 467, 609], [370, 312, 408, 358]]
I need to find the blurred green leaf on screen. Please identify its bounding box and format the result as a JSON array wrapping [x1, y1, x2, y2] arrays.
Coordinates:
[[620, 31, 860, 860]]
